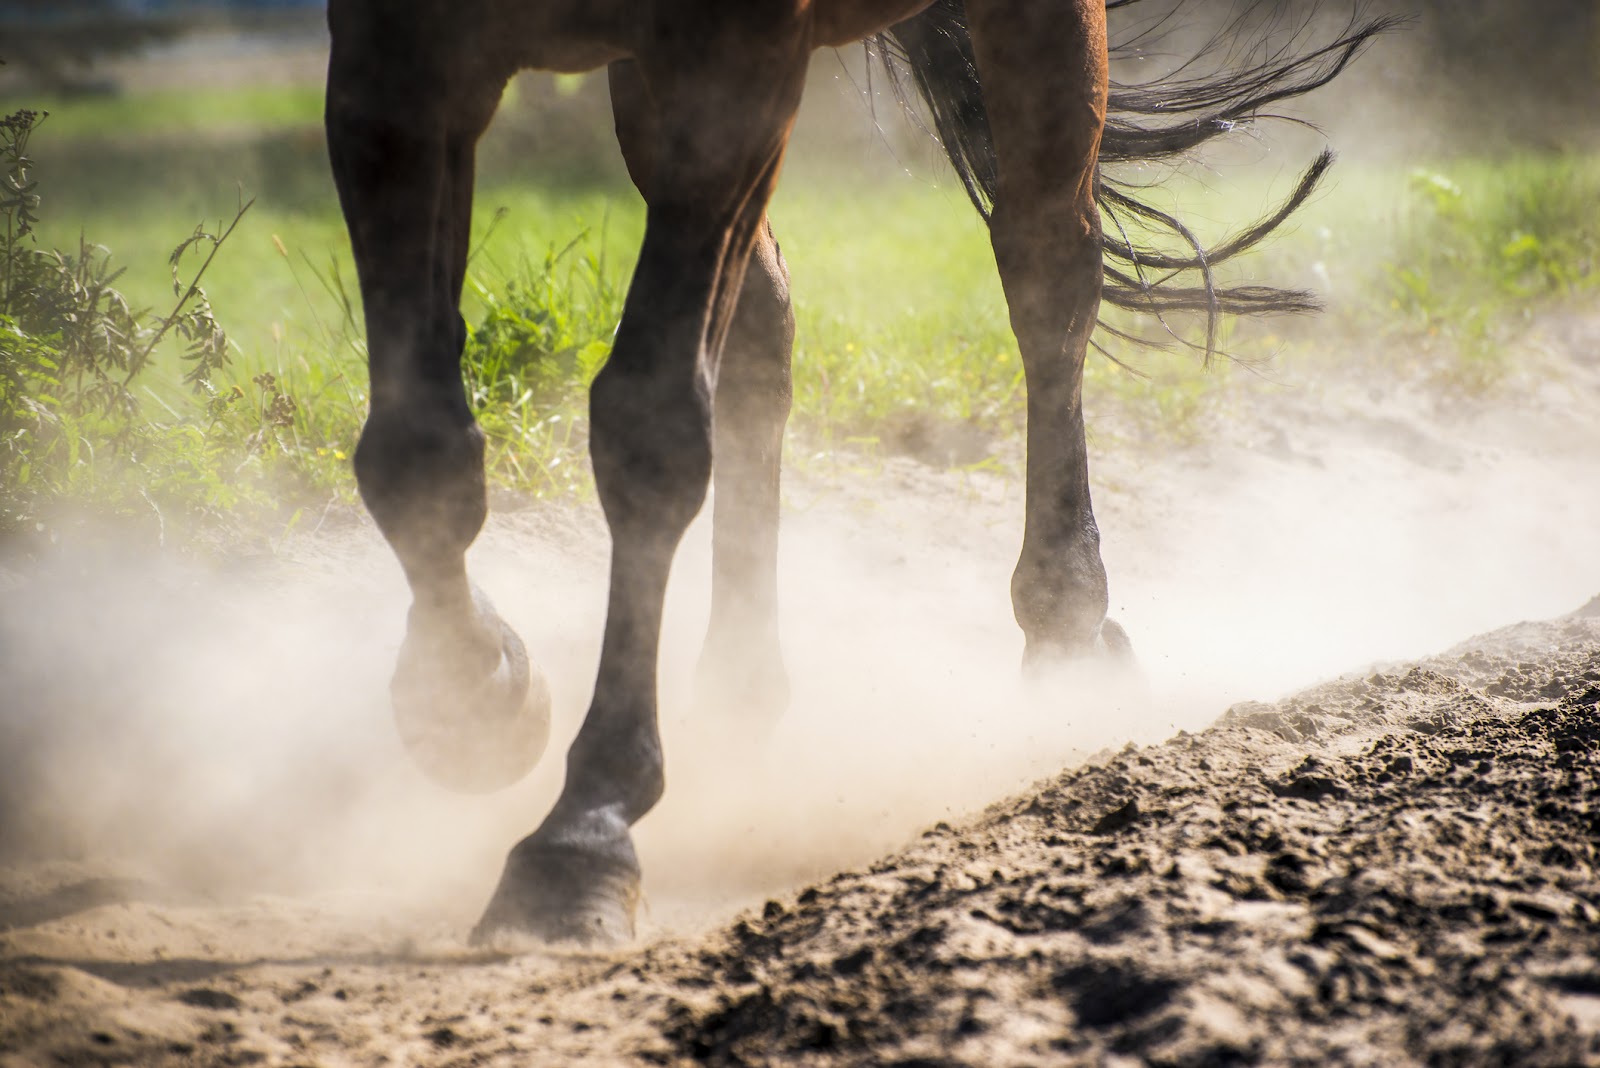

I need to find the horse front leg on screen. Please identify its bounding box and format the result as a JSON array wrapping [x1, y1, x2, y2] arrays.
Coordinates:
[[473, 27, 809, 946], [966, 0, 1131, 666], [326, 18, 549, 792], [610, 59, 796, 727]]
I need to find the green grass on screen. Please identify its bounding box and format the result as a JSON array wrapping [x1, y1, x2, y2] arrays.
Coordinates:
[[26, 85, 326, 141], [772, 181, 1018, 443], [5, 80, 1598, 550]]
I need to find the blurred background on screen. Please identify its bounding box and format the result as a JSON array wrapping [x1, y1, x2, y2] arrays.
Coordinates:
[[0, 0, 1597, 542]]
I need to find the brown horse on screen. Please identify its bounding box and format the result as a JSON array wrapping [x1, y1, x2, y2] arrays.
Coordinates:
[[325, 0, 1388, 944]]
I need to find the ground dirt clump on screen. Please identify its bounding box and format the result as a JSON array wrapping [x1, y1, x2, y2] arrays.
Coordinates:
[[4, 602, 1599, 1066]]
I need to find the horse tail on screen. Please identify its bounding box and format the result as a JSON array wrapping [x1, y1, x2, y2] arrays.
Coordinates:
[[874, 0, 1399, 361]]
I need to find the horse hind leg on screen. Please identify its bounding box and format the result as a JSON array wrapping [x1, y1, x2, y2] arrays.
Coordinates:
[[327, 14, 550, 792], [698, 220, 795, 722], [965, 0, 1130, 666]]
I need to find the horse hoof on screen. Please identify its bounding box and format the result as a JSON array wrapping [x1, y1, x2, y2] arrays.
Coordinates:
[[392, 598, 551, 794], [470, 836, 640, 948]]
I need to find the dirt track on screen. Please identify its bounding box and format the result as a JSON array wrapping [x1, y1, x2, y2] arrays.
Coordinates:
[[3, 598, 1600, 1066], [5, 316, 1600, 1065], [649, 603, 1600, 1067]]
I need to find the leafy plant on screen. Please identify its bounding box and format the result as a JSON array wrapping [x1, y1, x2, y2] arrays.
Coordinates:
[[1373, 161, 1600, 392], [0, 105, 275, 541]]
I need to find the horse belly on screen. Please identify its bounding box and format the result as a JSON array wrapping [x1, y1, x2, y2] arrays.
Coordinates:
[[813, 0, 936, 47], [492, 0, 634, 73]]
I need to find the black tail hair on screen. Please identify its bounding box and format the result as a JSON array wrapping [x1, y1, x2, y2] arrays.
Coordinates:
[[874, 0, 1399, 362]]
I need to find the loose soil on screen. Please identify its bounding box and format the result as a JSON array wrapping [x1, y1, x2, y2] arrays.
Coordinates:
[[3, 317, 1600, 1065], [3, 602, 1599, 1066]]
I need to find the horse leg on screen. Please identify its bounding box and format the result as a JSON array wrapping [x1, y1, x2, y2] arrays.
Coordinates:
[[609, 59, 795, 724], [965, 0, 1130, 666], [697, 223, 795, 718], [327, 10, 549, 792], [473, 24, 809, 944]]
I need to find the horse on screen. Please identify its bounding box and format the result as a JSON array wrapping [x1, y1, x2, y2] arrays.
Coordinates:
[[324, 0, 1390, 944]]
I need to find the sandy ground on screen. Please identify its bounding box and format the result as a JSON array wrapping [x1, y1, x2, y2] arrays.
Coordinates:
[[5, 601, 1599, 1067], [2, 313, 1600, 1065]]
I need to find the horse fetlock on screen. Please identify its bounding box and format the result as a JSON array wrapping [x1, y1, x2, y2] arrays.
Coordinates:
[[1011, 542, 1109, 656], [564, 723, 666, 826]]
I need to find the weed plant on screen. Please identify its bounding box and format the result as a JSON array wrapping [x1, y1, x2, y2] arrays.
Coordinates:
[[1378, 159, 1600, 389], [0, 107, 314, 546], [462, 221, 622, 495]]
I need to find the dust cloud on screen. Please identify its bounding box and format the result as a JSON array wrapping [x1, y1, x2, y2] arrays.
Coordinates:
[[4, 326, 1598, 941]]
